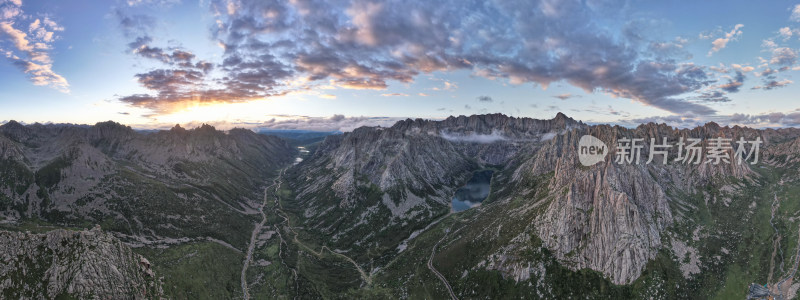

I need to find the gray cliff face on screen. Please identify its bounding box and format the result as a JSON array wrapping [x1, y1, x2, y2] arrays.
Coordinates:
[[502, 123, 773, 284], [764, 134, 800, 165], [0, 226, 161, 299], [512, 128, 674, 284]]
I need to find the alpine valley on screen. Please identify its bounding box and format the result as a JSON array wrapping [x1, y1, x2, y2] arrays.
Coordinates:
[[2, 113, 800, 299]]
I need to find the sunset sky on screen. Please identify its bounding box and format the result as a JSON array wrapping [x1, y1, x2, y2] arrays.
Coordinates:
[[2, 0, 800, 131]]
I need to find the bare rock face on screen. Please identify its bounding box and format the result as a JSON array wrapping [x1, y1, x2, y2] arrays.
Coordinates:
[[764, 135, 800, 165], [0, 226, 162, 299], [506, 123, 765, 284], [519, 129, 673, 284]]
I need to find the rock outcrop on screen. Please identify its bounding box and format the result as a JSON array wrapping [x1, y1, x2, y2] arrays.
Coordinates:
[[483, 122, 787, 284], [0, 226, 162, 299]]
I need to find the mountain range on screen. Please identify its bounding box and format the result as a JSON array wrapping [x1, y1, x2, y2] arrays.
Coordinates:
[[1, 114, 800, 299]]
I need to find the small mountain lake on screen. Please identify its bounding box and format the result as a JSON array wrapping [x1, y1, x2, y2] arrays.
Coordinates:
[[451, 170, 494, 212]]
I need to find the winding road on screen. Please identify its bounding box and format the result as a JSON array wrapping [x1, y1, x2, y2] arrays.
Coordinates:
[[428, 228, 458, 300]]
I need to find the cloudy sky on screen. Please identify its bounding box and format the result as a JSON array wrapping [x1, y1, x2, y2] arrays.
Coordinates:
[[2, 0, 800, 131]]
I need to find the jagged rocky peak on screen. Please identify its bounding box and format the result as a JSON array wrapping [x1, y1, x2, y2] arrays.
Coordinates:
[[158, 123, 231, 142], [551, 111, 580, 127], [153, 123, 226, 145], [0, 120, 34, 142], [88, 120, 135, 142], [1, 120, 24, 129], [196, 123, 217, 133], [704, 121, 721, 130], [228, 127, 257, 137], [170, 123, 187, 133], [93, 120, 132, 130], [388, 113, 583, 138]]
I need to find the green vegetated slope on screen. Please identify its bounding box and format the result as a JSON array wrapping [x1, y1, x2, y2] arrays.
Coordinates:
[[134, 241, 244, 299]]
